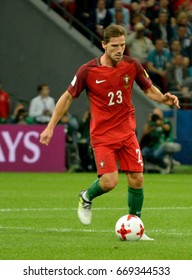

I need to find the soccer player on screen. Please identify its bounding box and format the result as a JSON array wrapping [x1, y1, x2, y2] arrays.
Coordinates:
[[40, 24, 180, 240]]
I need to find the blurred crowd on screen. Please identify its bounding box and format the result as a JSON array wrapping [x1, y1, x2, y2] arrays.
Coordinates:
[[140, 107, 181, 173], [43, 0, 192, 102]]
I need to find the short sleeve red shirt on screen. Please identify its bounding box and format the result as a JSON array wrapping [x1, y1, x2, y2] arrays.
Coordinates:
[[67, 55, 152, 147]]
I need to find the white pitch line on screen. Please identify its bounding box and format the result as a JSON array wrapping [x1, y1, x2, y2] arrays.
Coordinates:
[[0, 206, 192, 212], [0, 226, 112, 233], [0, 225, 191, 237]]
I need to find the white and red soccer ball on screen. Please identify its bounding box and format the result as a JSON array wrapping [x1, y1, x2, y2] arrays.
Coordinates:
[[115, 214, 144, 241]]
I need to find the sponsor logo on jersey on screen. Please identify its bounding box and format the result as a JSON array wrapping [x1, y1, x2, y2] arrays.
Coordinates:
[[96, 79, 106, 84]]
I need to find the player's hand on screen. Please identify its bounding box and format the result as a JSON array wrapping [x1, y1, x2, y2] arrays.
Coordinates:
[[39, 127, 53, 146], [163, 92, 180, 109]]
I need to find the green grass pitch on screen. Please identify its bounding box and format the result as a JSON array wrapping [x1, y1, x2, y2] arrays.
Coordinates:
[[0, 171, 192, 260]]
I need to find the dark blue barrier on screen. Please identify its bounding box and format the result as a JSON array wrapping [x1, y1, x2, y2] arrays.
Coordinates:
[[174, 110, 192, 164]]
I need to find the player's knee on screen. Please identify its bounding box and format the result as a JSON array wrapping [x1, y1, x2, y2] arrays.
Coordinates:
[[128, 173, 143, 189], [100, 174, 119, 191]]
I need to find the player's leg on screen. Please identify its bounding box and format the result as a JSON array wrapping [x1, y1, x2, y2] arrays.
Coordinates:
[[119, 136, 154, 240], [126, 172, 153, 240], [85, 170, 119, 200], [126, 172, 144, 218], [78, 171, 119, 225], [118, 136, 144, 217], [78, 145, 119, 225]]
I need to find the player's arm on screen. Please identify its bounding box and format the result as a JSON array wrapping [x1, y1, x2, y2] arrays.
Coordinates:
[[40, 90, 73, 145], [143, 84, 180, 109]]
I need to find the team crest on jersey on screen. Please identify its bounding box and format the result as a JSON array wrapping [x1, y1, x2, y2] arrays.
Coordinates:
[[99, 160, 105, 168], [123, 75, 130, 89]]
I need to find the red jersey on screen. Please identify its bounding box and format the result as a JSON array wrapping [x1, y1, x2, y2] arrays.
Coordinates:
[[0, 89, 10, 119], [67, 55, 152, 147]]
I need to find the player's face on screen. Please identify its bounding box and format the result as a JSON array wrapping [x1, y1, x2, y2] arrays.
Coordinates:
[[102, 35, 126, 64]]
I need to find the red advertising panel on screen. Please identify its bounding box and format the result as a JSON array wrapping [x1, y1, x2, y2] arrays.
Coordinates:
[[0, 125, 65, 172]]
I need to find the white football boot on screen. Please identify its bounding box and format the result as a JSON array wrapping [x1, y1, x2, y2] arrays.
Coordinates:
[[140, 233, 154, 241], [77, 190, 92, 225]]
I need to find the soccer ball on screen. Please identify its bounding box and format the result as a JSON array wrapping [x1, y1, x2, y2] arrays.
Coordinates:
[[115, 214, 144, 241]]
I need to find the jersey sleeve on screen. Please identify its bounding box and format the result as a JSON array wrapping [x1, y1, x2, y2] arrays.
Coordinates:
[[133, 59, 152, 90], [67, 64, 88, 98]]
